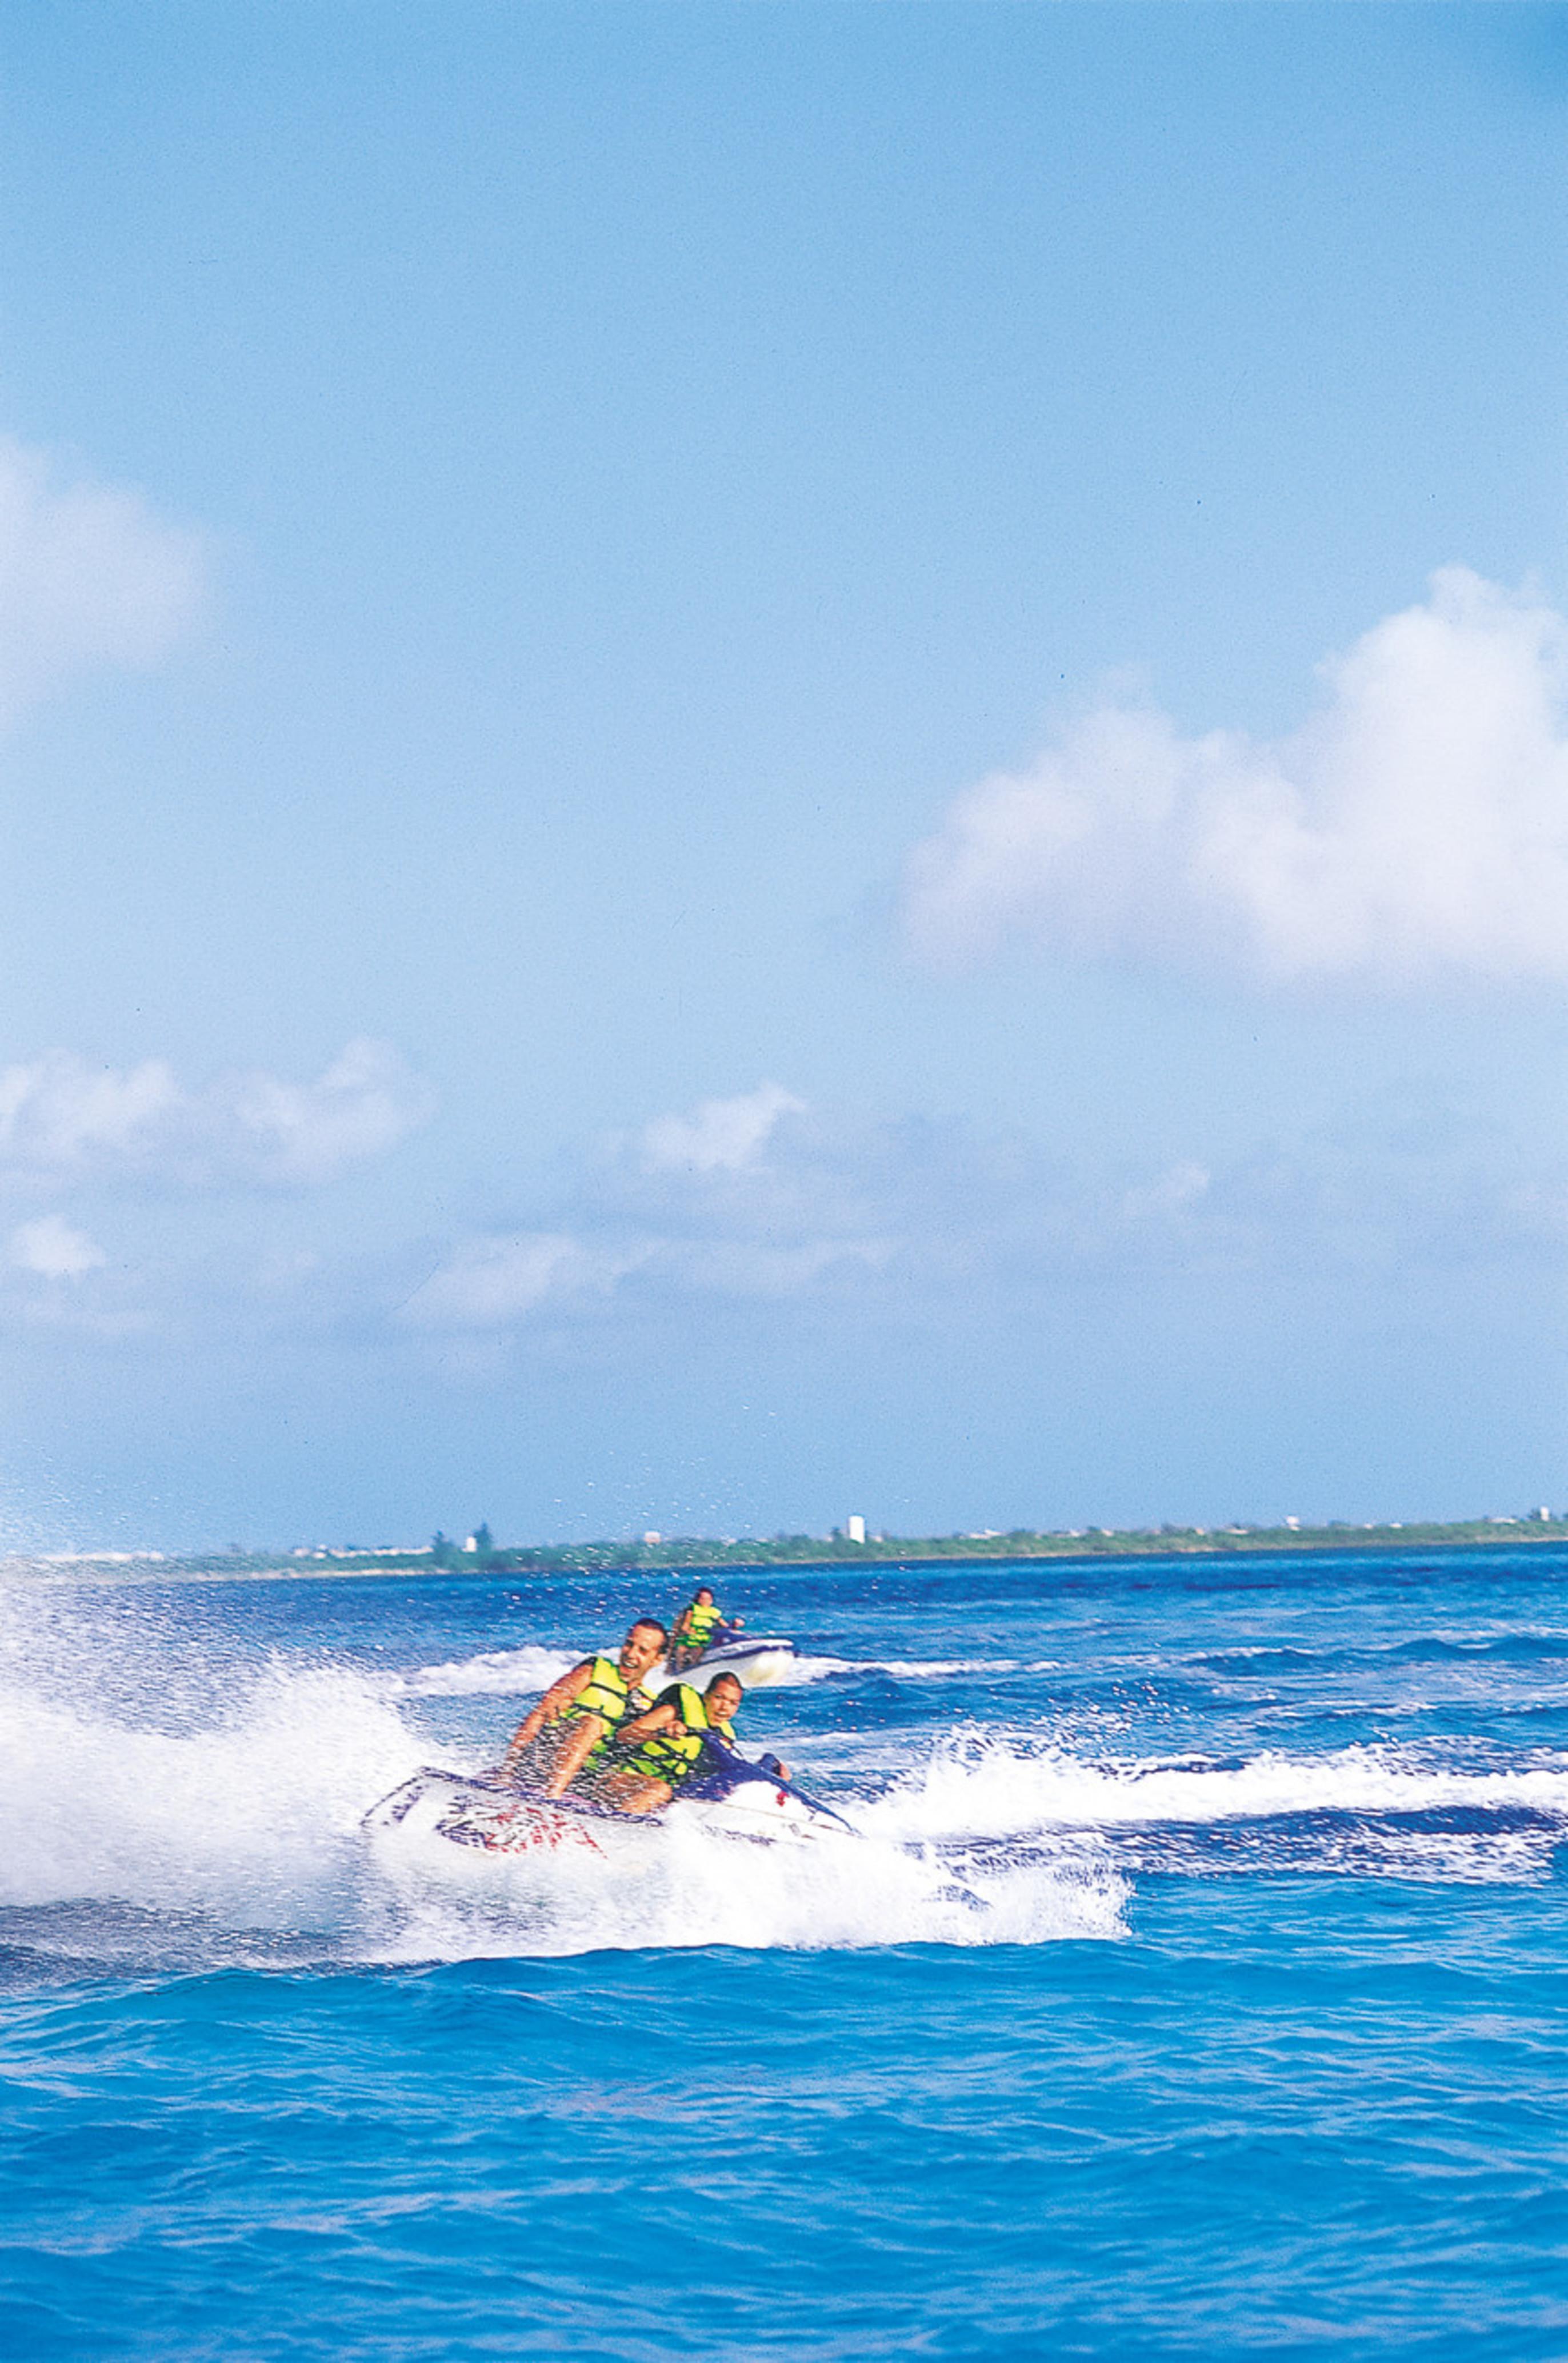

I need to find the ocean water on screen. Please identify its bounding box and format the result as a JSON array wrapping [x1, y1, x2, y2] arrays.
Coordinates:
[[3, 1548, 1567, 2360]]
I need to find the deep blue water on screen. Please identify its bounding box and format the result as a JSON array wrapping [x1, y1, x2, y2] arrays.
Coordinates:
[[3, 1549, 1567, 2357]]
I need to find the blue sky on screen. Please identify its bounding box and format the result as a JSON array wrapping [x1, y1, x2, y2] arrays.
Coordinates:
[[3, 3, 1568, 1548]]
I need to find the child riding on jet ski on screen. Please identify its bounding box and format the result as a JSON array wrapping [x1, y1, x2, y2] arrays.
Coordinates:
[[581, 1671, 791, 1814]]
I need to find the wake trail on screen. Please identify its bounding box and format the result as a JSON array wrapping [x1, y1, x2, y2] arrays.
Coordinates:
[[393, 1643, 1043, 1695]]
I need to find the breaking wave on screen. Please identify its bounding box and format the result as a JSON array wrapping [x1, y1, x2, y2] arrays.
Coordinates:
[[858, 1732, 1568, 1885], [863, 1732, 1568, 1838]]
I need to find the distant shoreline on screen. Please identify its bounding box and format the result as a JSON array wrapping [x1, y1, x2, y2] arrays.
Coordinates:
[[13, 1514, 1568, 1581]]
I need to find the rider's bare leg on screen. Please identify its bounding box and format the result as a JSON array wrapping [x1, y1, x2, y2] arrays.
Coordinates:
[[543, 1714, 611, 1797]]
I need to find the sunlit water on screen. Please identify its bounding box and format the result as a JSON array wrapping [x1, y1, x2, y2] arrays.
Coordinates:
[[3, 1549, 1567, 2357]]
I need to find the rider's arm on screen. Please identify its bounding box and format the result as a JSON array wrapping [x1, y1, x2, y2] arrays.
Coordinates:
[[610, 1699, 682, 1748], [502, 1661, 593, 1764]]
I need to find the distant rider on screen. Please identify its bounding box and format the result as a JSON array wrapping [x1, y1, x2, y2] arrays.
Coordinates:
[[497, 1618, 668, 1798], [668, 1586, 739, 1673]]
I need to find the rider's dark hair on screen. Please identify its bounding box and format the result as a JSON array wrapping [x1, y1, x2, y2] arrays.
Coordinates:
[[631, 1616, 669, 1645]]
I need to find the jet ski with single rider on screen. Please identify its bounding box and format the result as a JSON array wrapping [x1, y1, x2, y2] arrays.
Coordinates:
[[661, 1584, 797, 1685]]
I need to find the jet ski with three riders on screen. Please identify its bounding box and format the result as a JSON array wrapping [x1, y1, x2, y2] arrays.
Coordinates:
[[363, 1614, 850, 1862]]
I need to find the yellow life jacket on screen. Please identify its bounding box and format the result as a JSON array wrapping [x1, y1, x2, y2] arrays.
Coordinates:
[[618, 1682, 736, 1789], [557, 1654, 633, 1728], [681, 1600, 724, 1648]]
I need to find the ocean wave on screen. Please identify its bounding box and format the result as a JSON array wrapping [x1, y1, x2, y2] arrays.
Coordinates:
[[779, 1652, 1030, 1685], [859, 1733, 1568, 1846], [0, 1661, 421, 1920], [391, 1645, 574, 1698], [1192, 1629, 1568, 1677], [391, 1644, 1037, 1697], [9, 1574, 1566, 1970], [366, 1806, 1126, 1958]]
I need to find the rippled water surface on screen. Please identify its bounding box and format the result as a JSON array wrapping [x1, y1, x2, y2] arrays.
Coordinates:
[[3, 1548, 1567, 2357]]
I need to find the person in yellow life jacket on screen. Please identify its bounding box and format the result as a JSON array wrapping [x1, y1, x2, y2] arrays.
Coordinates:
[[495, 1618, 668, 1797], [590, 1670, 758, 1814], [668, 1586, 740, 1673]]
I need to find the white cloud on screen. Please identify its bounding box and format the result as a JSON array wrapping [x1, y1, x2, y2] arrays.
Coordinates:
[[404, 1083, 898, 1332], [0, 1056, 181, 1165], [401, 1232, 647, 1328], [0, 1039, 434, 1186], [675, 1235, 895, 1296], [640, 1083, 805, 1172], [902, 569, 1568, 984], [1122, 1160, 1211, 1223], [0, 1073, 1549, 1362], [399, 1221, 894, 1334], [223, 1039, 438, 1184], [10, 1214, 107, 1280], [401, 1074, 1551, 1342], [0, 434, 205, 724]]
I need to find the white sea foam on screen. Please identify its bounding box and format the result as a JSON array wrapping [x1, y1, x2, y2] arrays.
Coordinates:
[[0, 1661, 421, 1920], [8, 1575, 1562, 1970], [849, 1655, 1029, 1679], [391, 1644, 574, 1698], [367, 1808, 1125, 1959], [859, 1732, 1568, 1845], [393, 1643, 1033, 1696], [715, 1650, 1021, 1687]]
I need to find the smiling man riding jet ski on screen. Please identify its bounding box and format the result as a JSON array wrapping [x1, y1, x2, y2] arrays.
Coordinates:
[[497, 1618, 668, 1798], [583, 1670, 790, 1814]]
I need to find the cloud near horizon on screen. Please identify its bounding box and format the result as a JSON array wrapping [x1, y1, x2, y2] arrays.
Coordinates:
[[400, 1085, 894, 1332], [396, 1078, 1554, 1344], [0, 433, 205, 725], [0, 1076, 1555, 1371], [902, 569, 1568, 984], [0, 1039, 435, 1187]]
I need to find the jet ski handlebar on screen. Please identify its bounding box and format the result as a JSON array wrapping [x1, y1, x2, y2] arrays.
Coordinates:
[[694, 1735, 855, 1832]]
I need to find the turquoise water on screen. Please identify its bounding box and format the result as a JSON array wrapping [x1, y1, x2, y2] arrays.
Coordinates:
[[3, 1550, 1567, 2357]]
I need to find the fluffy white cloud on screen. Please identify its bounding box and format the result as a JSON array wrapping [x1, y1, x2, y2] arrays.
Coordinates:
[[639, 1083, 805, 1173], [405, 1084, 894, 1331], [0, 1039, 434, 1186], [221, 1039, 439, 1185], [0, 1072, 1548, 1364], [401, 1232, 649, 1328], [0, 433, 205, 724], [0, 1057, 181, 1167], [403, 1076, 1552, 1339], [902, 569, 1568, 983], [9, 1214, 106, 1280], [401, 1222, 894, 1334], [1121, 1160, 1211, 1224]]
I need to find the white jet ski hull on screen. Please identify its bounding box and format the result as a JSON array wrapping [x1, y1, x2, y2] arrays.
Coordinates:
[[655, 1635, 798, 1687], [363, 1761, 849, 1864]]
